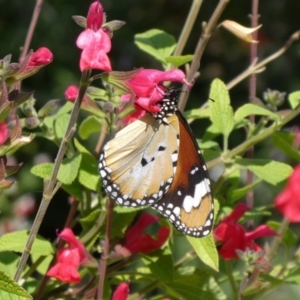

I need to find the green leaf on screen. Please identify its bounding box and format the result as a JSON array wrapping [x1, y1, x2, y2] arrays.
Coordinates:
[[61, 180, 84, 201], [111, 207, 137, 239], [165, 55, 193, 67], [256, 284, 300, 300], [30, 153, 82, 185], [0, 252, 19, 279], [54, 113, 70, 139], [234, 103, 279, 123], [0, 269, 32, 300], [288, 91, 300, 109], [58, 153, 82, 185], [228, 179, 262, 202], [187, 234, 218, 271], [209, 79, 234, 138], [236, 159, 293, 185], [74, 140, 100, 190], [134, 29, 176, 65], [0, 230, 53, 256], [56, 101, 73, 116], [31, 253, 53, 275], [267, 221, 297, 248], [79, 116, 102, 140], [30, 163, 52, 179], [142, 247, 174, 281], [80, 209, 101, 232], [184, 108, 210, 119], [272, 131, 300, 161]]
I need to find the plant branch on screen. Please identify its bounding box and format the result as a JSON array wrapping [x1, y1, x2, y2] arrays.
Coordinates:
[[178, 0, 230, 111], [19, 0, 44, 64], [14, 69, 91, 282], [207, 105, 300, 170], [227, 30, 300, 90], [173, 0, 204, 58], [97, 198, 114, 299]]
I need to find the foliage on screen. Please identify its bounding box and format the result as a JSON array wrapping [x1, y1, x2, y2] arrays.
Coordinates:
[[1, 1, 300, 299]]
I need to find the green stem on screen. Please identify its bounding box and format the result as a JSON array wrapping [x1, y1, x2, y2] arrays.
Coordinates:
[[268, 217, 290, 260], [207, 105, 300, 170], [14, 69, 91, 282], [225, 260, 238, 299]]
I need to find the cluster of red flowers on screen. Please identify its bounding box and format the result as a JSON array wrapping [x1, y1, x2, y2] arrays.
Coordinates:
[[214, 203, 277, 260]]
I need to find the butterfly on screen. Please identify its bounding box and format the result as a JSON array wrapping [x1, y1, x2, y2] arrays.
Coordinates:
[[98, 87, 214, 237]]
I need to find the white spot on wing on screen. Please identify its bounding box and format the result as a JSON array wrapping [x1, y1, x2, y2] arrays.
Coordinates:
[[182, 180, 210, 213]]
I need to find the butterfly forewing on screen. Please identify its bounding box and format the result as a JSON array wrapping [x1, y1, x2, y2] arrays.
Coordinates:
[[152, 111, 214, 237], [99, 113, 180, 206]]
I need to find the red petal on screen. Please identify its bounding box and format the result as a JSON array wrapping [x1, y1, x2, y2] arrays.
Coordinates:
[[112, 283, 129, 300]]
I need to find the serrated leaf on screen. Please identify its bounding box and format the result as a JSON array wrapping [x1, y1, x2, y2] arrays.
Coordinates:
[[54, 113, 71, 139], [30, 163, 52, 179], [236, 159, 293, 185], [134, 29, 176, 65], [0, 269, 32, 300], [234, 103, 278, 123], [288, 91, 300, 109], [74, 140, 100, 190], [79, 116, 102, 140], [165, 55, 193, 67], [30, 154, 82, 185], [272, 131, 300, 161], [142, 246, 173, 281], [209, 79, 234, 138], [0, 230, 53, 255]]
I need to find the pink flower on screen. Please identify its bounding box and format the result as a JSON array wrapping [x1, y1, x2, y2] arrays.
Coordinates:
[[28, 47, 53, 66], [214, 204, 277, 260], [47, 228, 88, 283], [112, 283, 129, 300], [76, 1, 111, 71], [120, 94, 146, 124], [275, 165, 300, 222], [124, 213, 170, 254], [65, 85, 81, 102], [126, 69, 186, 113], [0, 122, 8, 145]]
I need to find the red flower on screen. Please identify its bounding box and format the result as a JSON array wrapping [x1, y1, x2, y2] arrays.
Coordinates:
[[76, 1, 111, 72], [112, 283, 129, 300], [28, 47, 53, 66], [124, 213, 170, 254], [0, 122, 8, 145], [47, 228, 88, 283], [275, 165, 300, 222], [214, 204, 277, 260], [126, 69, 186, 113]]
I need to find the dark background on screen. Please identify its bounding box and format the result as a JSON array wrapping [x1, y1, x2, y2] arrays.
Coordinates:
[[0, 0, 299, 237]]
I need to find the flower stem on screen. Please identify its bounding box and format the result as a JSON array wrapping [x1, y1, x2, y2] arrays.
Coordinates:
[[14, 69, 91, 282], [268, 217, 290, 260], [225, 260, 238, 299], [97, 198, 114, 299]]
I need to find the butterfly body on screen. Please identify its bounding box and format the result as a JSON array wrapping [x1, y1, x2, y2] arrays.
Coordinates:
[[99, 89, 214, 237]]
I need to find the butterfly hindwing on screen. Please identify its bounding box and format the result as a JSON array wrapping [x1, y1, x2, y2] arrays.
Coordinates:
[[99, 113, 180, 207], [152, 110, 214, 237]]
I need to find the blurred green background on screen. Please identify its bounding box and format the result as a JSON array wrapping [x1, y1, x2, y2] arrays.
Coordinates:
[[0, 0, 300, 238]]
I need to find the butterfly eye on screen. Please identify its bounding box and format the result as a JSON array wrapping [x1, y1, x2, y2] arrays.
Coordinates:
[[99, 88, 213, 237]]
